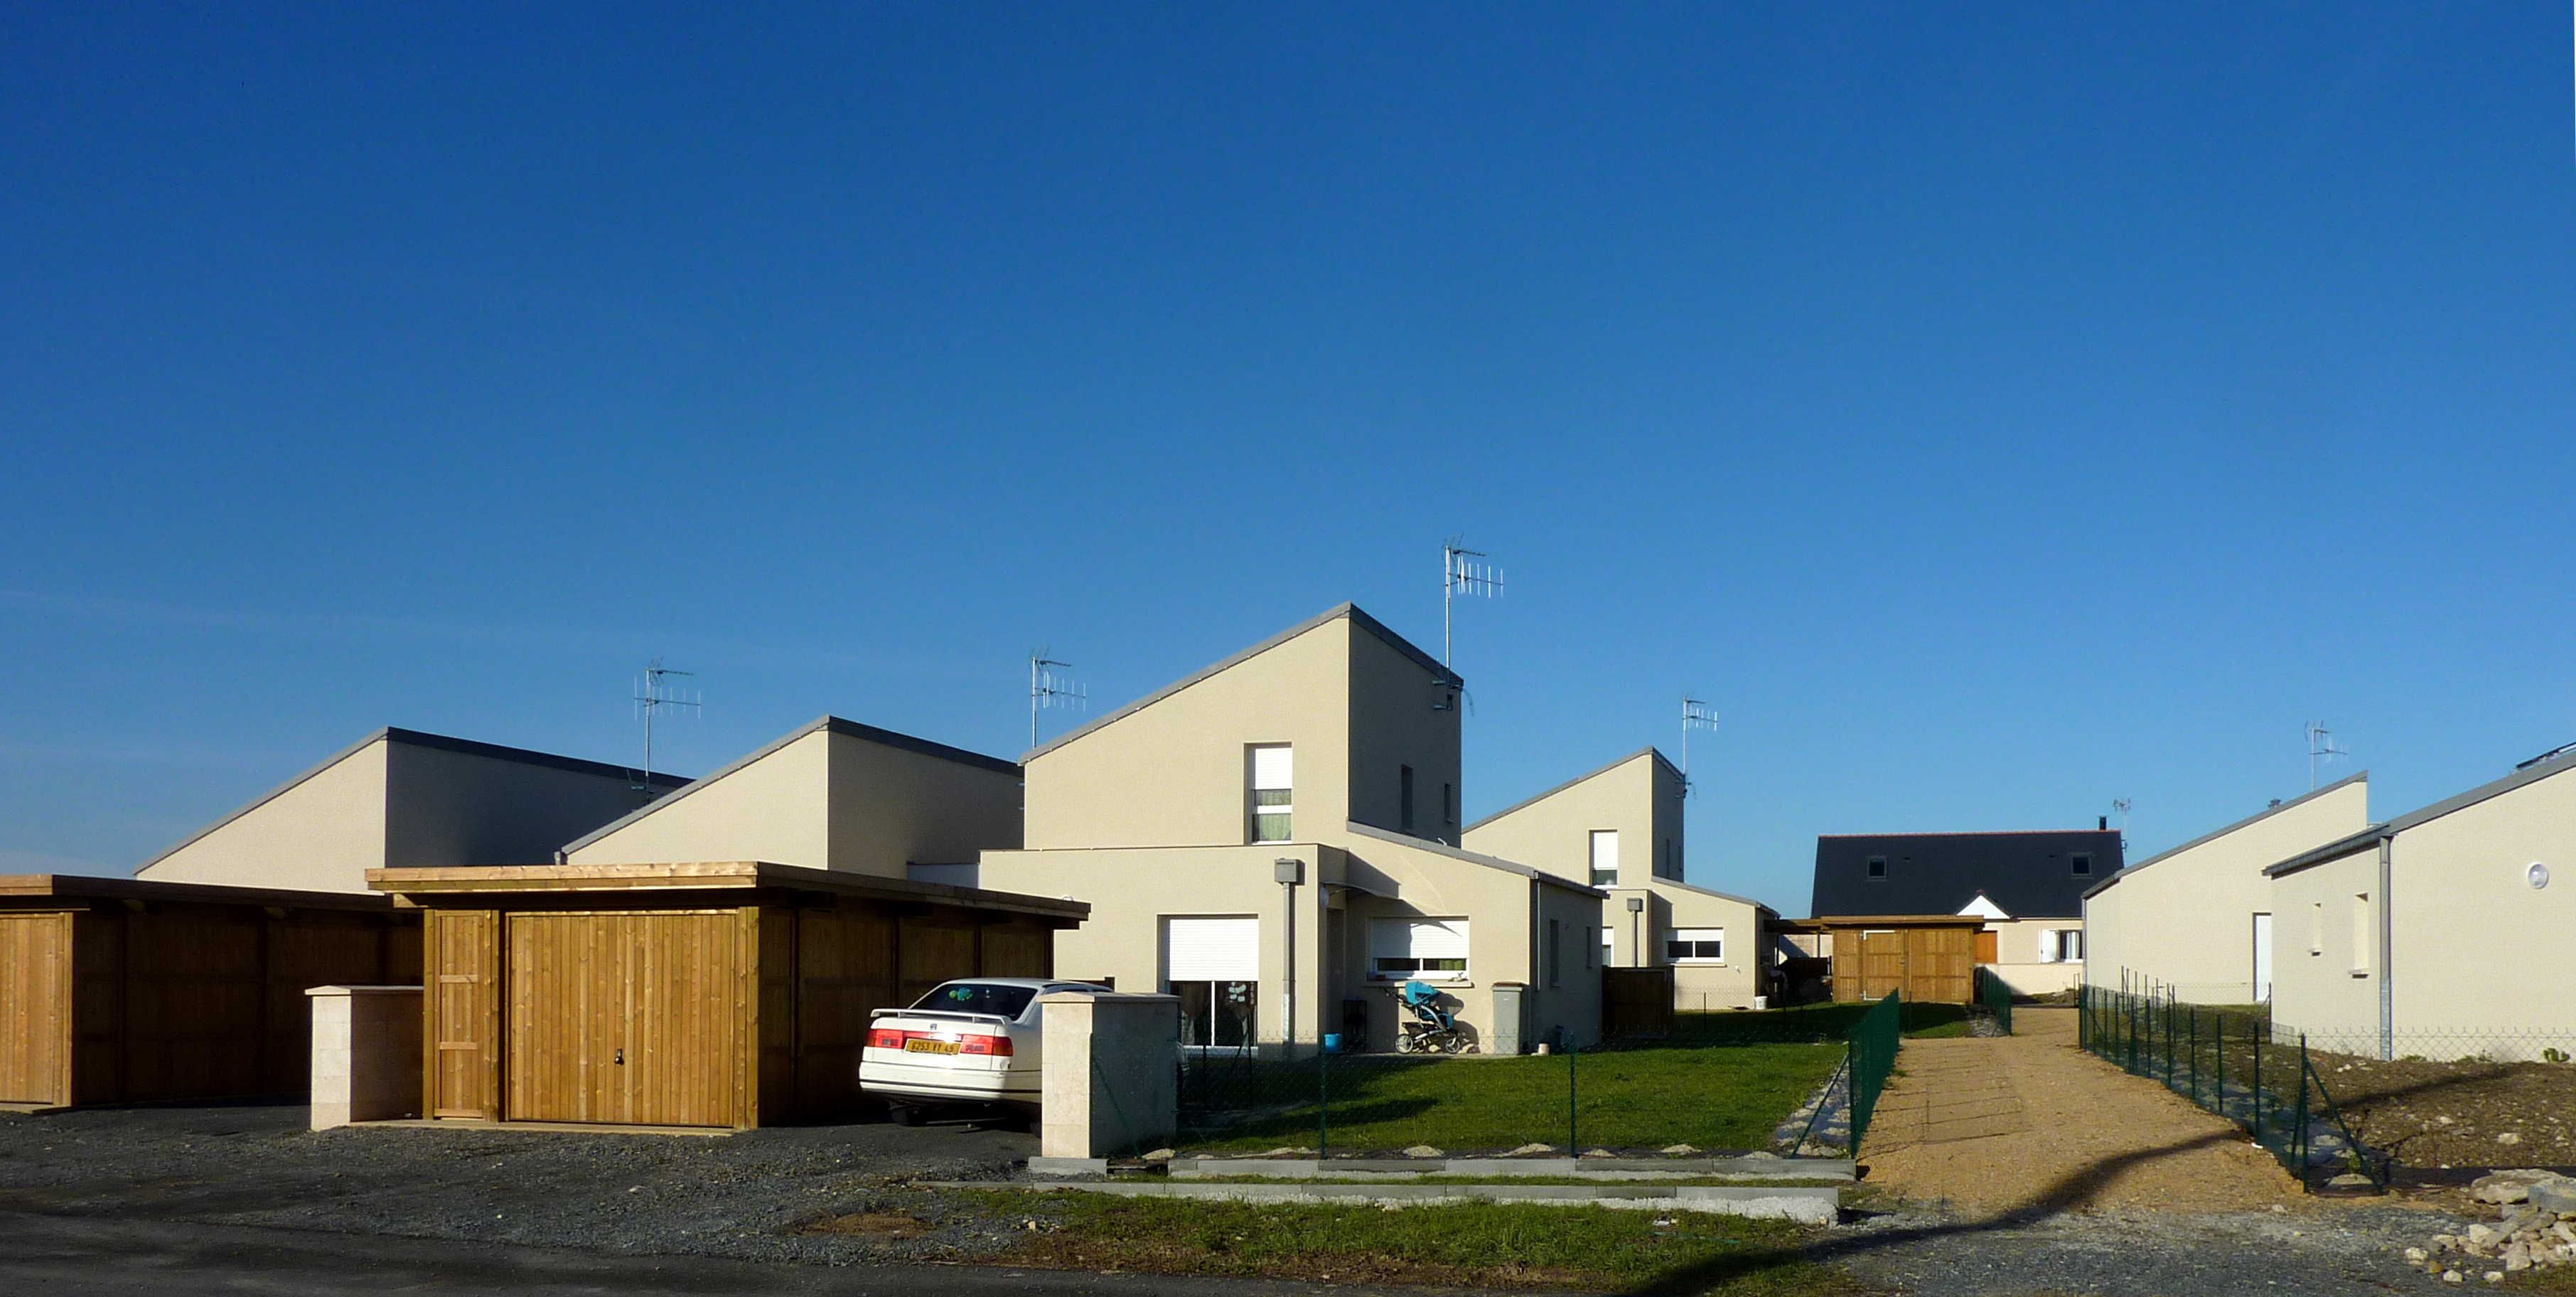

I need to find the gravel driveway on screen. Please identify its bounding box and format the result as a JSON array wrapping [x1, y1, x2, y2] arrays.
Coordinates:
[[0, 1098, 1049, 1264]]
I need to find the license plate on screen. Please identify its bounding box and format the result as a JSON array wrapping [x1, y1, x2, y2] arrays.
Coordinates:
[[905, 1039, 960, 1055]]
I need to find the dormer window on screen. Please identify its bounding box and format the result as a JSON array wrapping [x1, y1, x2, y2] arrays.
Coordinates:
[[1250, 744, 1292, 843], [2071, 853, 2092, 877], [1867, 855, 1887, 880]]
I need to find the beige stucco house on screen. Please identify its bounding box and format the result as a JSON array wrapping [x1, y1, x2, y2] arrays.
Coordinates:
[[2262, 751, 2576, 1061], [137, 727, 686, 895], [1464, 747, 1776, 1010], [2081, 772, 2368, 1005], [979, 604, 1606, 1055], [562, 715, 1023, 876]]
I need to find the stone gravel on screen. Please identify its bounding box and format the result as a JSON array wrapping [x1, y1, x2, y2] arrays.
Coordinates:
[[0, 1098, 1052, 1265]]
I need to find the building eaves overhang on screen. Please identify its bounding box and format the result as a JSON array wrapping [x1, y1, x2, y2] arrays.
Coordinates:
[[2082, 770, 2369, 900], [367, 860, 1090, 921], [559, 715, 1019, 856], [2260, 748, 2576, 880], [1020, 603, 1463, 764], [1461, 746, 1675, 834], [0, 872, 400, 913], [1604, 875, 1777, 917], [1342, 821, 1609, 899], [136, 726, 692, 875], [1773, 914, 1995, 932]]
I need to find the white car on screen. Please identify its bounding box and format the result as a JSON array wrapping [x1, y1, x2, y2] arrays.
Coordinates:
[[859, 978, 1109, 1124]]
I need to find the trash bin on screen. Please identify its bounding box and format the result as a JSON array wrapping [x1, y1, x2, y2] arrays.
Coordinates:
[[1321, 1032, 1344, 1054]]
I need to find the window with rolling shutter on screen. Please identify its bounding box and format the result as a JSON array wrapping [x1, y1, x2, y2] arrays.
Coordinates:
[[1163, 917, 1260, 981], [1369, 917, 1469, 982], [1665, 927, 1725, 962], [1249, 745, 1292, 843]]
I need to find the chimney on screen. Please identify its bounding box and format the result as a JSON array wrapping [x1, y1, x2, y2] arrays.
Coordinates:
[[2098, 816, 2108, 831]]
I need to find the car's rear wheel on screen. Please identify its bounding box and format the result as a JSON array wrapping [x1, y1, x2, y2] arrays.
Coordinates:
[[888, 1102, 925, 1126]]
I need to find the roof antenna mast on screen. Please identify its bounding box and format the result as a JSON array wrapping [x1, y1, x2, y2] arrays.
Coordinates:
[[1680, 696, 1718, 798], [1440, 536, 1503, 670], [1031, 648, 1086, 747], [2305, 720, 2347, 791], [633, 657, 701, 794]]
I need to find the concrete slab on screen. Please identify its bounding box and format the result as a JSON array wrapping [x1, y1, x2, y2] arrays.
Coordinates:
[[1027, 1156, 1110, 1176], [357, 1119, 732, 1137], [938, 1180, 1842, 1224]]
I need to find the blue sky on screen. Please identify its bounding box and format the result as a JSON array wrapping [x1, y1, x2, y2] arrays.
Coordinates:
[[2, 4, 2570, 917]]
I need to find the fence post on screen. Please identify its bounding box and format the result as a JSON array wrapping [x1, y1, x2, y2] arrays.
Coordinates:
[[2188, 1005, 2197, 1104], [2250, 1018, 2263, 1142], [2214, 1010, 2226, 1122], [2294, 1034, 2311, 1191]]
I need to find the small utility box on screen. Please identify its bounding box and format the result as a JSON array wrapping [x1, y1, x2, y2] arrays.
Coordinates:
[[1039, 990, 1179, 1161], [307, 985, 422, 1129]]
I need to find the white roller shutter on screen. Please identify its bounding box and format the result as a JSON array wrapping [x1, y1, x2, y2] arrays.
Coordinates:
[[1164, 917, 1259, 982], [1369, 917, 1470, 981], [1251, 745, 1293, 790]]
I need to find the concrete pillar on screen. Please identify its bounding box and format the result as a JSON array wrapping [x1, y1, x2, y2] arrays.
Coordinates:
[[1037, 991, 1179, 1163], [307, 985, 423, 1131]]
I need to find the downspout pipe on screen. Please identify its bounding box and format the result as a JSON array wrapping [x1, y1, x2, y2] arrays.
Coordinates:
[[2378, 835, 2394, 1062], [1275, 857, 1304, 1056]]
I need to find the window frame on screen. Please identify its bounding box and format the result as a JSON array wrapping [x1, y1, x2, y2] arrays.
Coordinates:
[[1589, 829, 1619, 890], [1665, 927, 1726, 964], [1248, 744, 1292, 844], [1368, 916, 1471, 984]]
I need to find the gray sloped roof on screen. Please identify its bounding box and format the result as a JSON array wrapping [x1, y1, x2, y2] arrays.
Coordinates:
[[1343, 821, 1608, 897], [1022, 603, 1461, 763], [138, 726, 687, 874], [560, 715, 1018, 855], [1461, 747, 1678, 833], [2263, 747, 2576, 879], [2082, 770, 2367, 900]]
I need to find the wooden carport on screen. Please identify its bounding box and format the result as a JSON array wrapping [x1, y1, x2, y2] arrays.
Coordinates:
[[1776, 915, 1984, 1005], [0, 875, 419, 1109], [370, 862, 1089, 1131]]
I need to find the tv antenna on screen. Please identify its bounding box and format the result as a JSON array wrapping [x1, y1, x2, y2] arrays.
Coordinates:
[[2305, 721, 2347, 790], [1030, 649, 1086, 747], [1440, 537, 1503, 669], [633, 657, 700, 793], [2111, 797, 2132, 843], [1680, 697, 1718, 796]]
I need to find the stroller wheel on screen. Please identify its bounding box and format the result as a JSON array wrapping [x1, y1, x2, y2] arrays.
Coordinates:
[[1395, 1032, 1419, 1054], [1440, 1033, 1468, 1055]]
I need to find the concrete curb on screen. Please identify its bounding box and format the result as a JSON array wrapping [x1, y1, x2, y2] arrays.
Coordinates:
[[1169, 1156, 1855, 1182], [935, 1180, 1842, 1224]]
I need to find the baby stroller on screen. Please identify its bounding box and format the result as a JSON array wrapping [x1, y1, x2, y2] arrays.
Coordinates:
[[1393, 981, 1471, 1054]]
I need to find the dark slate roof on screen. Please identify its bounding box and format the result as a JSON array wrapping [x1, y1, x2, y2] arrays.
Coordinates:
[[2263, 746, 2576, 879], [1022, 602, 1461, 762], [1810, 830, 2124, 921]]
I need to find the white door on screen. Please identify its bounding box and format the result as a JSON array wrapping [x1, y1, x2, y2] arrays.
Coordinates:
[[2251, 912, 2274, 1003]]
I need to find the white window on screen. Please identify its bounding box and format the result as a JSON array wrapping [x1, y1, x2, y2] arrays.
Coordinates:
[[1601, 925, 1614, 964], [2036, 929, 2059, 963], [1589, 830, 1619, 888], [1665, 927, 1725, 962], [1370, 917, 1469, 983], [1163, 916, 1260, 1048], [1250, 745, 1292, 843], [2055, 929, 2083, 962], [2351, 893, 2371, 976]]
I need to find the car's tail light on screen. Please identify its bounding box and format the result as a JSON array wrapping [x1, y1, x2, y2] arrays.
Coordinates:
[[867, 1029, 909, 1050], [958, 1034, 1012, 1056]]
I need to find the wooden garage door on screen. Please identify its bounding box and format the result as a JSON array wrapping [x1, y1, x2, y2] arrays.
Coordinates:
[[1859, 930, 1906, 1001], [507, 912, 739, 1128], [0, 913, 72, 1105]]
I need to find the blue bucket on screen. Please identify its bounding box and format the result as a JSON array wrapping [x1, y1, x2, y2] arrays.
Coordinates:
[[1321, 1033, 1344, 1054]]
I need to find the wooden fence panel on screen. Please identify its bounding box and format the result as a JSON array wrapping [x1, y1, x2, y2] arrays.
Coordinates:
[[0, 913, 72, 1105], [122, 908, 264, 1101], [1601, 966, 1675, 1037], [506, 911, 738, 1128], [898, 919, 976, 1006], [794, 907, 897, 1121]]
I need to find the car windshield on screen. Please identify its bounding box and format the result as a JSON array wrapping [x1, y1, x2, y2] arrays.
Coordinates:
[[911, 982, 1039, 1020]]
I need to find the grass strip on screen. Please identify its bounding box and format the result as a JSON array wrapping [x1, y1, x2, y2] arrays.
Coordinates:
[[972, 1192, 1855, 1293]]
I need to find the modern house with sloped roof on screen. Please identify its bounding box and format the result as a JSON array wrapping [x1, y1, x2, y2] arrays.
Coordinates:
[[1810, 827, 2124, 996], [2261, 747, 2576, 1062], [980, 603, 1606, 1056], [1466, 747, 1778, 1011], [2082, 772, 2368, 1005], [562, 715, 1023, 877], [136, 727, 687, 895]]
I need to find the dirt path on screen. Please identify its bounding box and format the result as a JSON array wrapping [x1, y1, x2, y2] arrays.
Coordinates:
[[1860, 1008, 2304, 1215]]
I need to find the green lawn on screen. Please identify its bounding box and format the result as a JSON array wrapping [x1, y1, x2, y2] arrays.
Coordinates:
[[983, 1193, 1855, 1294], [1181, 1041, 1843, 1154]]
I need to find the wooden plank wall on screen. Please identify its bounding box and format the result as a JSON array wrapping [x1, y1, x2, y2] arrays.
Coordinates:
[[1601, 966, 1675, 1037], [0, 913, 72, 1105], [1826, 925, 1977, 1005], [503, 910, 741, 1128], [426, 909, 500, 1119]]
